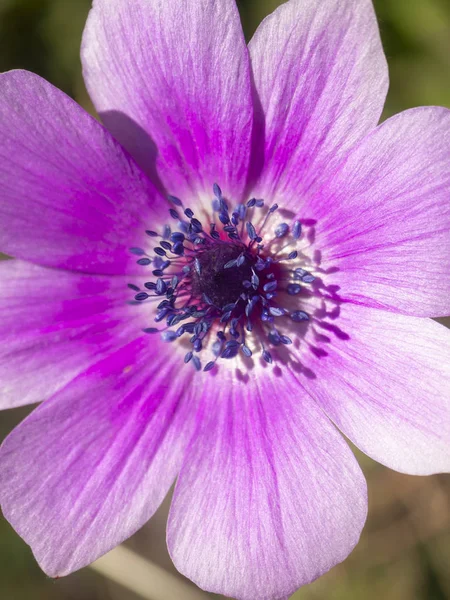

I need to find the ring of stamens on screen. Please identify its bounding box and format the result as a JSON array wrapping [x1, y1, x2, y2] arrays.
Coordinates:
[[128, 184, 315, 372]]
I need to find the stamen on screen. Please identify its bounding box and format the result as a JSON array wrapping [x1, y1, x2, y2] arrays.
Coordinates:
[[129, 184, 315, 371]]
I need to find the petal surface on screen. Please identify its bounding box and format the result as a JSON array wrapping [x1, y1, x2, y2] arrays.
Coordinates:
[[0, 337, 195, 576], [310, 107, 450, 316], [0, 70, 164, 275], [293, 303, 450, 475], [249, 0, 388, 199], [82, 0, 254, 201], [168, 373, 367, 600], [0, 260, 148, 408]]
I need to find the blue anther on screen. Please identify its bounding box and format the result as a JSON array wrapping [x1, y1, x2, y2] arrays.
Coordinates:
[[268, 331, 281, 345], [236, 254, 246, 267], [155, 308, 169, 322], [184, 351, 193, 364], [263, 281, 277, 293], [171, 232, 185, 242], [160, 241, 172, 251], [156, 279, 167, 295], [169, 208, 179, 220], [145, 230, 158, 237], [162, 331, 178, 342], [251, 272, 260, 288], [247, 198, 256, 208], [287, 283, 302, 295], [184, 208, 194, 218], [238, 204, 247, 219], [168, 195, 183, 207], [154, 247, 166, 257], [288, 251, 298, 260], [191, 218, 203, 232], [246, 222, 257, 240], [222, 303, 236, 313], [162, 225, 171, 239], [263, 350, 273, 364], [213, 183, 222, 198], [220, 311, 232, 323], [204, 361, 215, 372], [192, 356, 201, 371], [255, 199, 264, 207], [269, 306, 285, 317], [128, 284, 140, 291], [219, 212, 229, 224], [291, 310, 310, 322], [275, 223, 289, 238], [152, 269, 164, 277], [241, 345, 252, 357], [221, 340, 240, 359], [144, 282, 157, 290], [193, 339, 203, 352], [292, 220, 302, 239], [173, 242, 185, 255], [135, 292, 149, 301], [302, 274, 316, 283], [269, 204, 279, 213], [137, 258, 152, 265], [224, 259, 237, 269], [143, 327, 159, 334], [129, 247, 145, 255], [281, 335, 292, 345], [194, 258, 201, 275]]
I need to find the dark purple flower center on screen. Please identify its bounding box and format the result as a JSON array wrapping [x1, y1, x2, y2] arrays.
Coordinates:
[[129, 184, 315, 372]]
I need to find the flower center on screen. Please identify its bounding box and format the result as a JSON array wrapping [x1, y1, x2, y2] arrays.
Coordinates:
[[190, 243, 252, 307], [129, 184, 315, 372]]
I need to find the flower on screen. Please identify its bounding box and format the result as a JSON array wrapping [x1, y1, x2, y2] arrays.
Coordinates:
[[0, 0, 449, 598]]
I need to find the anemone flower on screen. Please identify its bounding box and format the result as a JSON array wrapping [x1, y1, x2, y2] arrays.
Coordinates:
[[0, 0, 449, 599]]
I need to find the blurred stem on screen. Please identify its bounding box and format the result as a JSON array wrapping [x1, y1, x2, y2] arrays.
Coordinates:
[[90, 545, 213, 600]]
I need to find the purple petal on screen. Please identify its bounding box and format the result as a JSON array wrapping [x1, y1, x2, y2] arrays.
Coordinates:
[[0, 260, 148, 408], [168, 376, 366, 600], [0, 337, 195, 576], [0, 70, 165, 275], [301, 304, 450, 475], [311, 107, 450, 317], [249, 0, 388, 199], [82, 0, 253, 201]]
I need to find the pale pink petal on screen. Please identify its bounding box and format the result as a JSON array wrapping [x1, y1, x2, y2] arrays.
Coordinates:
[[296, 303, 450, 475], [168, 373, 366, 600], [309, 107, 450, 317], [82, 0, 254, 201], [249, 0, 388, 199], [0, 70, 164, 275], [0, 338, 195, 576], [0, 260, 148, 408]]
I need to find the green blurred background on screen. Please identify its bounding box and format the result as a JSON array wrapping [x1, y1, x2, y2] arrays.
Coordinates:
[[0, 1, 449, 599]]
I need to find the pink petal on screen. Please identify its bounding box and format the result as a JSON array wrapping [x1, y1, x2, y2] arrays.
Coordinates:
[[168, 374, 367, 600], [310, 107, 450, 317], [82, 0, 254, 201], [297, 303, 450, 475], [0, 70, 164, 275], [0, 338, 195, 576], [249, 0, 388, 199], [0, 260, 148, 408]]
